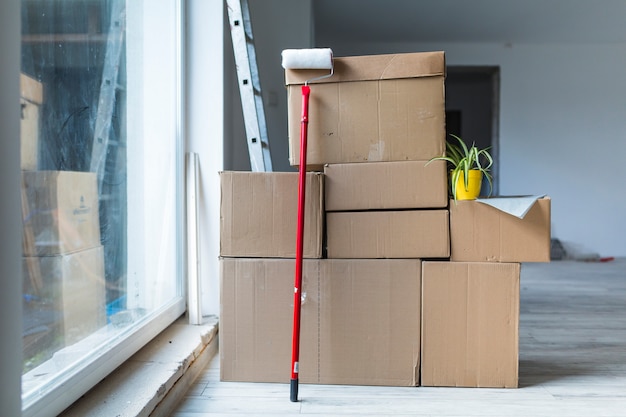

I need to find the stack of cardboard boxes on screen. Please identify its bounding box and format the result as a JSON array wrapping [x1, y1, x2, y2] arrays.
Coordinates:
[[20, 74, 106, 352], [421, 196, 550, 388], [22, 171, 106, 348], [220, 51, 550, 388]]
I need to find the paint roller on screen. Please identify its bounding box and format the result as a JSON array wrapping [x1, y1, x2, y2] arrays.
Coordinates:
[[281, 48, 334, 403]]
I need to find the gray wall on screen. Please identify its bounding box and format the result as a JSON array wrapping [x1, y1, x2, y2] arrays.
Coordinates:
[[0, 0, 24, 415], [239, 2, 626, 257], [326, 41, 626, 258], [225, 0, 312, 172]]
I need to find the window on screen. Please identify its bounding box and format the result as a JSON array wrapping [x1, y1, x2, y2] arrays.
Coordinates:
[[20, 1, 185, 414]]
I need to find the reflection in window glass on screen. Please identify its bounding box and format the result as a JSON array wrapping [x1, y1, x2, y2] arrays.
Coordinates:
[[20, 0, 183, 411]]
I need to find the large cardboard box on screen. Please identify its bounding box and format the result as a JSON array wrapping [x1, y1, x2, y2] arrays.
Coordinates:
[[219, 258, 319, 383], [324, 160, 448, 211], [450, 196, 551, 262], [22, 171, 101, 256], [326, 210, 450, 259], [220, 258, 421, 386], [20, 73, 43, 170], [318, 259, 421, 386], [23, 246, 106, 347], [285, 51, 446, 167], [219, 171, 324, 258], [421, 261, 520, 388]]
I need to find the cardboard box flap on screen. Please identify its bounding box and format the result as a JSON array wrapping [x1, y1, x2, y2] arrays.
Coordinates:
[[450, 197, 551, 262], [476, 195, 548, 219], [285, 51, 445, 85]]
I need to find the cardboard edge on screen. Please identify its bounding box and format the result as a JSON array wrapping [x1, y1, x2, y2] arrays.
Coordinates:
[[285, 51, 445, 85], [310, 172, 325, 259], [21, 73, 44, 104]]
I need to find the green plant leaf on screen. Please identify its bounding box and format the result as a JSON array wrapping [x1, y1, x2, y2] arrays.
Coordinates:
[[441, 134, 494, 200], [425, 156, 457, 166]]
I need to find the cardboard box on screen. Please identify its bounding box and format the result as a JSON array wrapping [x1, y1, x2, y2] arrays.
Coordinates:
[[20, 73, 43, 171], [450, 196, 551, 262], [21, 72, 44, 104], [324, 160, 448, 211], [21, 98, 40, 170], [421, 261, 520, 388], [22, 171, 101, 256], [219, 171, 324, 258], [23, 246, 106, 347], [326, 210, 449, 259], [219, 258, 319, 383], [318, 259, 421, 386], [285, 51, 446, 167], [220, 258, 421, 386]]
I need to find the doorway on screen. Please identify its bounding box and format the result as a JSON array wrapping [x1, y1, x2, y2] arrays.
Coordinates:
[[445, 66, 500, 196]]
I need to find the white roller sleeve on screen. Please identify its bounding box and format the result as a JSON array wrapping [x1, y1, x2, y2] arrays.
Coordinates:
[[281, 48, 333, 70]]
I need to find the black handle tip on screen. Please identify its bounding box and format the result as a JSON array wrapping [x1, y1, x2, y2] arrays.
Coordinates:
[[290, 378, 299, 402]]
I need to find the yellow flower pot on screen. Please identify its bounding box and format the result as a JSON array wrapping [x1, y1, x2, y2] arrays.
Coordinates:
[[453, 169, 483, 200]]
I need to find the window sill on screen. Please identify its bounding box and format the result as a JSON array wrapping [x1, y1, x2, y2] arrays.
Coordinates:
[[59, 315, 219, 417]]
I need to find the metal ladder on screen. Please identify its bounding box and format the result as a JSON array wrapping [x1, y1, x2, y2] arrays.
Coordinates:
[[90, 0, 125, 184], [226, 0, 273, 172], [88, 0, 127, 312]]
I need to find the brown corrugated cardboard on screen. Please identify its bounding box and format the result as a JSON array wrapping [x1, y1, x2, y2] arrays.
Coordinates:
[[220, 258, 421, 386], [324, 160, 448, 211], [21, 73, 44, 104], [450, 197, 551, 262], [21, 171, 101, 256], [421, 261, 520, 388], [219, 258, 319, 383], [326, 210, 449, 259], [21, 98, 40, 170], [219, 171, 324, 258], [285, 51, 446, 167], [318, 259, 421, 386], [20, 73, 43, 171], [23, 246, 106, 347]]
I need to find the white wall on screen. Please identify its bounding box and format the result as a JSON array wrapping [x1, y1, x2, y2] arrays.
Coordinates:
[[187, 0, 313, 316], [301, 40, 626, 258], [186, 0, 225, 316]]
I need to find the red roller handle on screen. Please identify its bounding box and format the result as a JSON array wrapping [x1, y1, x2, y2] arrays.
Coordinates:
[[290, 84, 310, 402]]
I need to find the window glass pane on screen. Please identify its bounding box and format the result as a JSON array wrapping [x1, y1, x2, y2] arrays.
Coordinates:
[[20, 0, 183, 409]]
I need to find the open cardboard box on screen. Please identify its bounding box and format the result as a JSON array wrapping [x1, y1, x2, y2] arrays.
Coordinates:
[[450, 195, 551, 262]]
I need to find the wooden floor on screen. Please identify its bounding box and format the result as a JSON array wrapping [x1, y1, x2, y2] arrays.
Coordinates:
[[170, 259, 626, 416]]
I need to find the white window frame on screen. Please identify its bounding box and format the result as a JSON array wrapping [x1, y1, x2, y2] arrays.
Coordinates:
[[20, 1, 187, 416]]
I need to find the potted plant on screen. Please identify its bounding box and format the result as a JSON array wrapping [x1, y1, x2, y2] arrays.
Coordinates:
[[428, 134, 493, 200]]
